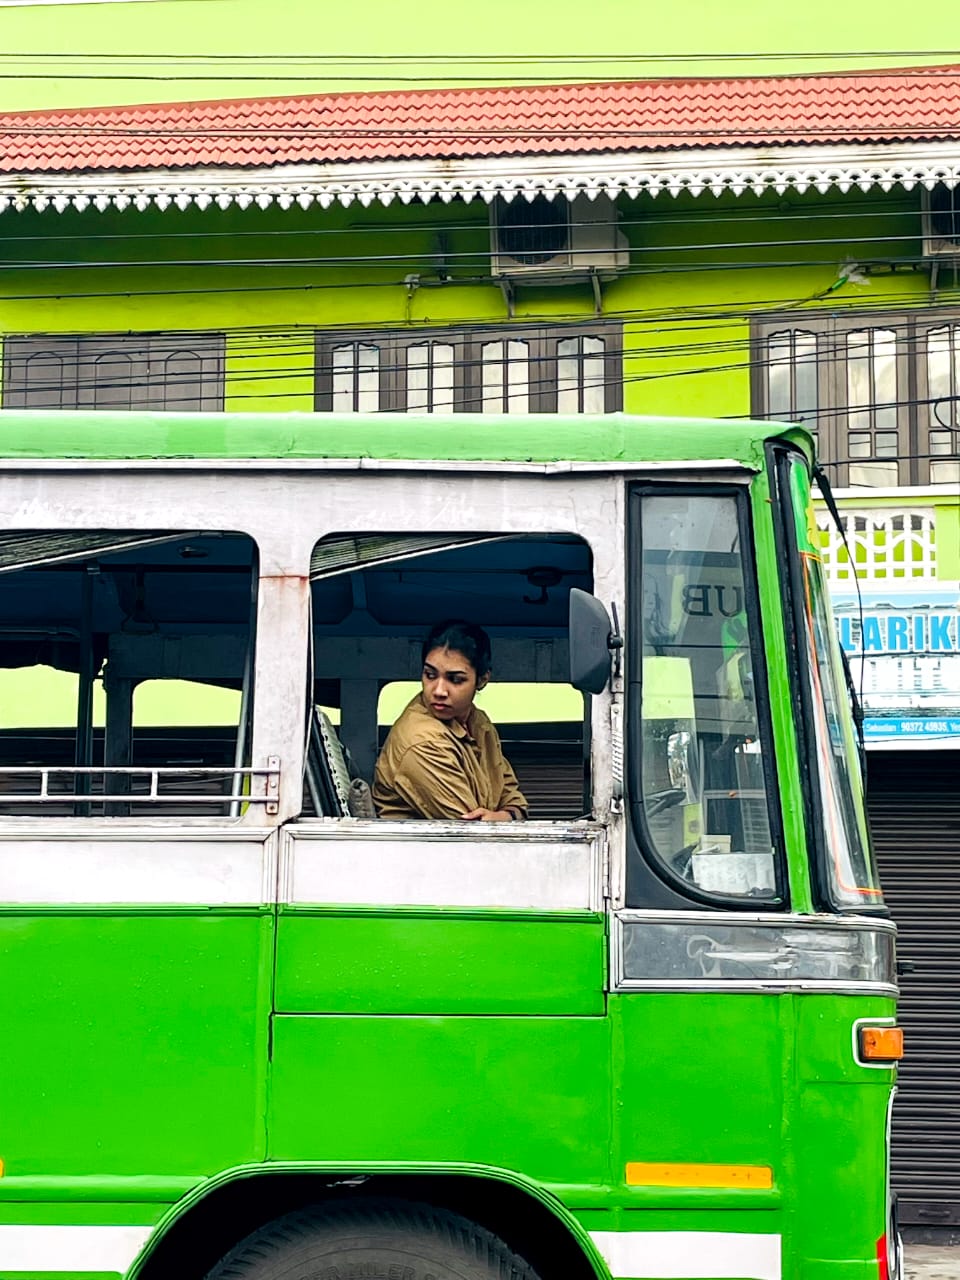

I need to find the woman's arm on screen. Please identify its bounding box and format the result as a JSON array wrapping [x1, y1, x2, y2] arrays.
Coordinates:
[[389, 738, 483, 820]]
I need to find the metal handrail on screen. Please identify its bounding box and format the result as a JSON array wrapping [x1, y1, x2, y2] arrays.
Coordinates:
[[0, 758, 280, 814]]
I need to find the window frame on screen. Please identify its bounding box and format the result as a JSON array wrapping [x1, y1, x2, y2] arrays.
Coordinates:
[[0, 529, 258, 819], [770, 445, 885, 913], [625, 480, 788, 910], [2, 332, 226, 413], [752, 308, 960, 487], [315, 322, 623, 414]]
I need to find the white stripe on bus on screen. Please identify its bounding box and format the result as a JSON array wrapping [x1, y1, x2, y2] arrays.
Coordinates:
[[0, 1224, 782, 1279], [0, 1223, 153, 1271], [590, 1230, 782, 1280], [283, 825, 603, 911], [0, 835, 274, 906]]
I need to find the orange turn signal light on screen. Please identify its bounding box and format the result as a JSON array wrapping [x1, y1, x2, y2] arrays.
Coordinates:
[[859, 1026, 903, 1063], [626, 1161, 773, 1189]]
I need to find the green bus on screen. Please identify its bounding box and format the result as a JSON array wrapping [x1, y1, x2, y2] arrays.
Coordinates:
[[0, 411, 901, 1280]]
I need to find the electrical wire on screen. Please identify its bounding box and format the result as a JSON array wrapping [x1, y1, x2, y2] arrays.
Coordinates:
[[0, 51, 960, 83], [0, 203, 936, 247], [3, 121, 960, 140], [5, 52, 960, 62], [0, 227, 950, 272]]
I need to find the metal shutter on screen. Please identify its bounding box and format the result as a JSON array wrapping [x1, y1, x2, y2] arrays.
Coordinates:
[[868, 751, 960, 1227], [498, 730, 586, 821]]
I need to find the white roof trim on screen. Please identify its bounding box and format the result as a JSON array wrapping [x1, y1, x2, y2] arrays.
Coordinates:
[[2, 139, 960, 213]]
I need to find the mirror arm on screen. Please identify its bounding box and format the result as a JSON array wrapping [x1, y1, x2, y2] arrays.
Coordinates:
[[608, 601, 624, 681]]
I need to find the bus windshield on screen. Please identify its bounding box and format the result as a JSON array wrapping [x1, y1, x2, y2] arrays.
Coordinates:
[[782, 453, 884, 911]]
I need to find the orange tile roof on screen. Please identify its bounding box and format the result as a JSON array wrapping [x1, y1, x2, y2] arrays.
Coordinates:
[[2, 66, 960, 174]]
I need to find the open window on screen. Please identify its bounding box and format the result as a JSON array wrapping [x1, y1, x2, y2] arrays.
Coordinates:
[[0, 531, 259, 817], [304, 532, 594, 819]]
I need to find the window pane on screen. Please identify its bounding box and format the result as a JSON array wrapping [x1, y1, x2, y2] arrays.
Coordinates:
[[766, 330, 817, 423], [506, 340, 530, 414], [874, 330, 897, 429], [161, 351, 204, 411], [482, 340, 530, 414], [2, 345, 74, 409], [481, 342, 504, 412], [845, 328, 900, 467], [930, 429, 953, 456], [846, 330, 872, 432], [91, 353, 136, 410], [927, 326, 954, 421], [635, 494, 778, 901], [849, 460, 899, 487], [407, 343, 454, 414], [558, 335, 606, 414], [926, 325, 959, 479], [930, 457, 960, 482], [766, 332, 794, 418], [331, 343, 379, 412], [794, 333, 818, 420]]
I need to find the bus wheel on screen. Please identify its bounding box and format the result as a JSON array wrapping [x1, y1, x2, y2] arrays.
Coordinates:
[[204, 1199, 542, 1280]]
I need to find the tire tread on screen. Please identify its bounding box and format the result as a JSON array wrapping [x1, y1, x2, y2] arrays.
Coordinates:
[[207, 1198, 541, 1280]]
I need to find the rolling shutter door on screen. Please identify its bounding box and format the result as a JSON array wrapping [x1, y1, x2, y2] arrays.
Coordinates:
[[868, 751, 960, 1226]]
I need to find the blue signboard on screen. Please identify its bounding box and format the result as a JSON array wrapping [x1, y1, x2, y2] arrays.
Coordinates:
[[830, 584, 960, 747]]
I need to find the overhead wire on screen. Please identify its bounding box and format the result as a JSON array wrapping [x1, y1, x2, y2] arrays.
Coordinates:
[[0, 50, 959, 83], [0, 203, 934, 246]]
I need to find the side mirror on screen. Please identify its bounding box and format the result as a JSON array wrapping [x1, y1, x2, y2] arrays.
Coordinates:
[[569, 588, 617, 694], [667, 730, 701, 805]]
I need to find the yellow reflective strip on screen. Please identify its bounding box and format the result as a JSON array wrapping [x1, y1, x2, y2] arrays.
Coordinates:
[[626, 1161, 774, 1189]]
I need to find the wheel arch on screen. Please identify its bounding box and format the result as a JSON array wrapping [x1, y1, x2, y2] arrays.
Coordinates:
[[128, 1164, 610, 1280]]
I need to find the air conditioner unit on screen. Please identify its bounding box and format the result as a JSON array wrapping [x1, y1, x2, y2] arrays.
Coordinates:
[[921, 184, 960, 258], [490, 192, 629, 280]]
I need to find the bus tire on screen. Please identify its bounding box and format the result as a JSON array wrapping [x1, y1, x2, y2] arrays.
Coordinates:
[[204, 1199, 543, 1280]]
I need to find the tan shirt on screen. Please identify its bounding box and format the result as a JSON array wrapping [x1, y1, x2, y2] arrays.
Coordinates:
[[373, 694, 528, 821]]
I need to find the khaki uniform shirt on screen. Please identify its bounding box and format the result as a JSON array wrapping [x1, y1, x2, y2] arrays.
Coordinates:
[[373, 694, 528, 820]]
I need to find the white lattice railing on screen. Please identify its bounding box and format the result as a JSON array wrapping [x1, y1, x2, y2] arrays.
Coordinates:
[[818, 508, 937, 583]]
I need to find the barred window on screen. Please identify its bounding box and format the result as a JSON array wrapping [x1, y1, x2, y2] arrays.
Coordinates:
[[3, 333, 225, 412], [753, 311, 960, 487], [316, 324, 622, 414]]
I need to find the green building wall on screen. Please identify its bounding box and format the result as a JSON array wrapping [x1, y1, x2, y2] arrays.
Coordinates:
[[0, 183, 950, 420]]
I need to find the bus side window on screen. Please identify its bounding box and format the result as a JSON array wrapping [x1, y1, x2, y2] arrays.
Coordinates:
[[0, 531, 256, 817], [307, 531, 595, 821], [376, 680, 588, 821]]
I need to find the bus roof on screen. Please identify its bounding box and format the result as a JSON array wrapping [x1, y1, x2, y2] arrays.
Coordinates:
[[0, 410, 803, 466]]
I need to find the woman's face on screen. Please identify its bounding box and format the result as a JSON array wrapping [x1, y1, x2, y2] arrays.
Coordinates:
[[421, 645, 487, 724]]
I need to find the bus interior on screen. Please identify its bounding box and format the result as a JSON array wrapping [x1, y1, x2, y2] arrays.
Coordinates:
[[0, 530, 594, 820]]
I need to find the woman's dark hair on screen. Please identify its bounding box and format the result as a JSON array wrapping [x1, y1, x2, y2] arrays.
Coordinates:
[[421, 619, 492, 677]]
